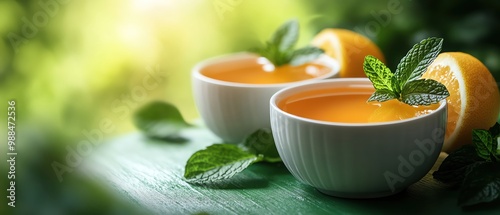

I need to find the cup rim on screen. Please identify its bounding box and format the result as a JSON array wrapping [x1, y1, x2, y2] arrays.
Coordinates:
[[270, 78, 448, 127], [192, 52, 340, 88]]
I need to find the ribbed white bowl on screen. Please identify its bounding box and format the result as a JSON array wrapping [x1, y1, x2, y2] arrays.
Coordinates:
[[192, 52, 339, 143], [270, 78, 447, 198]]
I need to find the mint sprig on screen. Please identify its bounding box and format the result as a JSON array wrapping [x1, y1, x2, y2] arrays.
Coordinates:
[[251, 19, 324, 67], [364, 37, 450, 106], [434, 122, 500, 207], [184, 129, 281, 184]]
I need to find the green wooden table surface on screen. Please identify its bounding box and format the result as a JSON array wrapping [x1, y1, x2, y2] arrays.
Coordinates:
[[82, 126, 500, 215]]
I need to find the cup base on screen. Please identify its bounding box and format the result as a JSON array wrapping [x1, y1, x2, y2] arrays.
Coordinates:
[[316, 187, 406, 199]]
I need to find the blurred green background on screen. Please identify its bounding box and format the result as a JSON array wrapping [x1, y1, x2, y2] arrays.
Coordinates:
[[1, 0, 499, 214]]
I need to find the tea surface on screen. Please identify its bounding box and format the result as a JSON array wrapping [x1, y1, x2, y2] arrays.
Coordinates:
[[201, 56, 330, 84], [279, 87, 440, 123]]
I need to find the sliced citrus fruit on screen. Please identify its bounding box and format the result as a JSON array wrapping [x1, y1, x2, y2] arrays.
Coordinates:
[[311, 29, 385, 77], [422, 52, 500, 152]]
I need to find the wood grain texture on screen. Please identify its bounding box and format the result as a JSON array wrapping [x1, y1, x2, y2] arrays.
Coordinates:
[[82, 126, 499, 215]]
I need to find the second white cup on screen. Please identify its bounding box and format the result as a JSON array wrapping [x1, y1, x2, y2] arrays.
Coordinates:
[[192, 52, 339, 143]]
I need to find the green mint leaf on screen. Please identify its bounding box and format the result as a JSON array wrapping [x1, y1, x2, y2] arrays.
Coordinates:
[[394, 37, 443, 91], [254, 42, 293, 67], [250, 19, 321, 67], [433, 145, 483, 184], [472, 122, 500, 162], [401, 79, 449, 106], [183, 128, 282, 183], [367, 89, 398, 103], [241, 128, 281, 163], [133, 101, 191, 140], [458, 162, 500, 207], [390, 76, 401, 96], [184, 144, 259, 183], [473, 129, 498, 161], [289, 46, 324, 66], [363, 55, 394, 91], [363, 38, 448, 106], [270, 19, 299, 52]]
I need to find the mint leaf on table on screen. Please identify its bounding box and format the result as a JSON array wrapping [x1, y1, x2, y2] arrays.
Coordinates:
[[434, 122, 500, 207], [132, 103, 282, 183], [473, 129, 496, 161], [433, 145, 483, 184], [458, 162, 500, 207], [133, 101, 191, 140], [241, 129, 281, 163], [184, 129, 281, 184], [363, 37, 449, 106], [184, 144, 259, 183], [251, 19, 324, 67]]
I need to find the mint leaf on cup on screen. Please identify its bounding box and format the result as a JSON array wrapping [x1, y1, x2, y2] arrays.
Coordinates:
[[289, 46, 324, 66], [270, 19, 299, 52], [133, 101, 191, 140], [401, 79, 450, 106], [184, 129, 281, 184], [363, 37, 449, 106], [364, 55, 396, 102], [251, 19, 324, 67], [393, 37, 444, 91]]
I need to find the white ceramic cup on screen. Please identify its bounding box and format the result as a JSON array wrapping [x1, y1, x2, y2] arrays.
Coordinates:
[[270, 78, 447, 198], [192, 52, 339, 143]]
